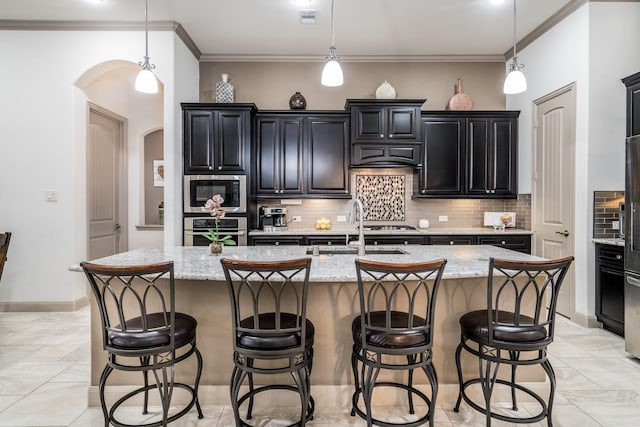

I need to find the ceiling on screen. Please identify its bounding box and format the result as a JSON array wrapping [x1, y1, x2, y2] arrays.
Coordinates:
[[0, 0, 573, 61]]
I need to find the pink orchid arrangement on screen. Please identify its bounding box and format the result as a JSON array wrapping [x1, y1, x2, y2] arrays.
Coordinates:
[[203, 194, 236, 245]]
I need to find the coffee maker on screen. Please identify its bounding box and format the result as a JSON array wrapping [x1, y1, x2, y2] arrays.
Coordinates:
[[259, 205, 288, 231]]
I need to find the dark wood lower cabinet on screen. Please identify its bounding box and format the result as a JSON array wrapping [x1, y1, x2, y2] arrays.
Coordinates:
[[595, 243, 625, 336]]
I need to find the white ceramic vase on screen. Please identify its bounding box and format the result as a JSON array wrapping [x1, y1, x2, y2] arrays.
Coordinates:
[[375, 81, 396, 99]]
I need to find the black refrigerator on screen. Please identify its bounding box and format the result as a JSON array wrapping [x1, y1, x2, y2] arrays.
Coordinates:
[[625, 134, 640, 357]]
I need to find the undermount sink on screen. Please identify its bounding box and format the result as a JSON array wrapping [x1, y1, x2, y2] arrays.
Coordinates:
[[305, 247, 408, 255]]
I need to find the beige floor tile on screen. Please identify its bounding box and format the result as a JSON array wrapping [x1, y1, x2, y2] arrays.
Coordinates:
[[0, 361, 74, 395], [0, 382, 87, 426]]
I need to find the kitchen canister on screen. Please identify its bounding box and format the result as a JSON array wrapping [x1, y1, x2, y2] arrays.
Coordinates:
[[446, 77, 472, 110], [289, 91, 307, 110], [375, 81, 397, 99], [216, 74, 234, 103]]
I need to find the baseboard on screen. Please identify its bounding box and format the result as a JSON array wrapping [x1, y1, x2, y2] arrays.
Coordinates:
[[571, 311, 599, 328], [0, 296, 89, 312], [88, 382, 550, 409]]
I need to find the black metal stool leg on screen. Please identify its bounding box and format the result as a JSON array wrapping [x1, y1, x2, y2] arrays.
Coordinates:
[[509, 350, 519, 411], [193, 346, 204, 419], [350, 345, 360, 417], [99, 363, 113, 427], [407, 355, 416, 414], [453, 341, 464, 412], [541, 358, 556, 427], [247, 358, 255, 420], [424, 362, 438, 427], [141, 356, 150, 415]]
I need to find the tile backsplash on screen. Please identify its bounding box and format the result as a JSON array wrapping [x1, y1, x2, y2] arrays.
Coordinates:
[[356, 174, 405, 221], [256, 169, 531, 230], [593, 191, 624, 238]]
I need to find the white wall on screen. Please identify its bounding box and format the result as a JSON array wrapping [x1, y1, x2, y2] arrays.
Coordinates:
[[0, 29, 198, 306], [507, 2, 640, 319]]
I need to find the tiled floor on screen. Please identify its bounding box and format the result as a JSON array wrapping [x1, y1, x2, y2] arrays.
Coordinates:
[[1, 307, 639, 426]]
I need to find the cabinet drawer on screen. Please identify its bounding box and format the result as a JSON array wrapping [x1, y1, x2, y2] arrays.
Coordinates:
[[477, 235, 531, 254], [250, 237, 302, 246], [428, 236, 475, 245], [365, 236, 426, 245], [596, 244, 624, 265]]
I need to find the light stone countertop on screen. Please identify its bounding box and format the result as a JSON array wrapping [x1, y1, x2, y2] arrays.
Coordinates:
[[71, 245, 545, 282], [593, 237, 625, 247], [249, 227, 533, 236]]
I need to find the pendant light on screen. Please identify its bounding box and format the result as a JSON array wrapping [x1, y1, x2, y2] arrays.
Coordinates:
[[503, 0, 526, 94], [135, 0, 158, 94], [321, 0, 343, 87]]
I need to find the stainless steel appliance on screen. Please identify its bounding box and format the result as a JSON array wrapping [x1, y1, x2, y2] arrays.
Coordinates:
[[258, 206, 288, 231], [625, 135, 640, 356], [184, 216, 247, 246], [183, 175, 246, 213], [620, 202, 625, 237]]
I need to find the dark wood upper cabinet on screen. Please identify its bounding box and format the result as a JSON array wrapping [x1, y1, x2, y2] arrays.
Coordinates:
[[253, 112, 351, 198], [182, 103, 256, 174], [414, 111, 519, 199], [305, 114, 351, 197], [415, 116, 465, 196], [254, 115, 304, 197], [346, 99, 425, 167], [623, 71, 640, 137], [466, 116, 518, 197]]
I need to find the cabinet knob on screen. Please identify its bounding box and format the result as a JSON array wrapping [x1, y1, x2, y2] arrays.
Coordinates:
[[218, 166, 222, 170], [616, 254, 623, 260], [275, 241, 280, 246], [450, 241, 454, 245], [389, 134, 393, 138], [380, 134, 384, 138], [485, 190, 490, 194], [208, 166, 213, 170], [404, 241, 408, 245], [421, 190, 426, 194], [502, 241, 506, 245], [491, 190, 495, 194]]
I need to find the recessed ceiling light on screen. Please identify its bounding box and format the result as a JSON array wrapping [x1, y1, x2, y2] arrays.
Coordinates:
[[293, 0, 313, 6], [489, 0, 506, 4]]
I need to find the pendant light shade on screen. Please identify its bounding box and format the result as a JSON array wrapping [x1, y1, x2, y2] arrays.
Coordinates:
[[135, 0, 158, 94], [503, 0, 526, 95], [321, 0, 343, 87]]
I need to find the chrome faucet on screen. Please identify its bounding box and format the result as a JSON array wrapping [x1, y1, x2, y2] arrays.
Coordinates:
[[348, 198, 366, 256]]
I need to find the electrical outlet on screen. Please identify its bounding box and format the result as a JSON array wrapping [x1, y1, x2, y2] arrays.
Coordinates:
[[612, 220, 620, 229], [336, 215, 346, 222], [438, 215, 448, 222], [46, 191, 58, 202], [292, 215, 302, 223]]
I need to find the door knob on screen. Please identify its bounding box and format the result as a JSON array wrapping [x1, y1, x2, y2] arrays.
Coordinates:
[[115, 223, 121, 231], [555, 230, 569, 237]]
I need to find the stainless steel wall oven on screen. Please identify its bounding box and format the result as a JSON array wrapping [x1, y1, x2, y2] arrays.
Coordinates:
[[183, 175, 246, 214], [183, 216, 247, 246]]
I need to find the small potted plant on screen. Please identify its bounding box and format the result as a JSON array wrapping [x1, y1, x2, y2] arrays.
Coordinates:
[[203, 194, 236, 254]]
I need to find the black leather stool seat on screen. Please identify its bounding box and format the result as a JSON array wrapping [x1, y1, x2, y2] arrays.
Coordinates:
[[239, 312, 315, 350], [109, 312, 198, 350], [460, 309, 547, 343], [352, 310, 429, 348]]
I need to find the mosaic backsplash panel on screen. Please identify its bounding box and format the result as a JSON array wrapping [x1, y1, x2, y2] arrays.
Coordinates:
[[593, 191, 624, 238], [356, 175, 405, 221]]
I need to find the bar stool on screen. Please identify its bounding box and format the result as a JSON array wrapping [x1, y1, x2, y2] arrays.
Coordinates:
[[0, 232, 11, 282], [221, 257, 314, 427], [453, 256, 574, 426], [81, 261, 204, 427], [351, 258, 447, 427]]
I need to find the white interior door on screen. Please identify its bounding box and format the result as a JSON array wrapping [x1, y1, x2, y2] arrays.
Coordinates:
[[533, 84, 576, 318], [87, 106, 126, 260]]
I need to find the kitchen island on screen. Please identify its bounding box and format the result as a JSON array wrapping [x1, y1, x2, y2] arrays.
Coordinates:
[[75, 244, 547, 407]]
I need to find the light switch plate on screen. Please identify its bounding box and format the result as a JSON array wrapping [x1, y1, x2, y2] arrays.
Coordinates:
[[46, 191, 57, 202], [336, 215, 346, 222], [438, 215, 448, 222], [291, 215, 302, 223]]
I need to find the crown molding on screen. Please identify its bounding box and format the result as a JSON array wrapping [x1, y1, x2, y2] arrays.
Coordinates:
[[199, 54, 505, 63], [0, 19, 201, 60], [503, 0, 640, 60]]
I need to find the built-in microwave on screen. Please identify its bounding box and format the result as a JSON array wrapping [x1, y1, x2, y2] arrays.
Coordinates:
[[183, 175, 246, 213]]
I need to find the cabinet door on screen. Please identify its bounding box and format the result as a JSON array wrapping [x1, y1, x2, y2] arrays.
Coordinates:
[[416, 117, 464, 196], [255, 118, 279, 194], [387, 106, 420, 140], [466, 118, 490, 195], [216, 110, 247, 172], [184, 110, 214, 173], [280, 119, 304, 195], [305, 116, 350, 196], [352, 107, 385, 141]]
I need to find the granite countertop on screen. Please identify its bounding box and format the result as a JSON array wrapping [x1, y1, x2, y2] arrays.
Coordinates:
[[70, 245, 544, 282], [249, 227, 533, 236], [593, 237, 625, 247]]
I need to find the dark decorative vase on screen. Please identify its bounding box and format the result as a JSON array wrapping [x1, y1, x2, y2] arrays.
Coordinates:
[[289, 92, 307, 110]]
